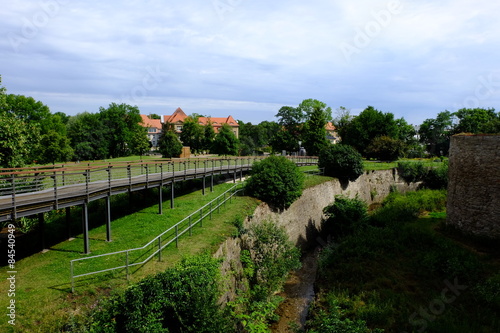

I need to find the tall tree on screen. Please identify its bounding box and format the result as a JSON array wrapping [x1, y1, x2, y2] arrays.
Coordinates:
[[202, 121, 216, 153], [298, 98, 333, 122], [158, 122, 183, 158], [67, 112, 109, 161], [418, 111, 454, 156], [130, 128, 151, 158], [339, 106, 399, 156], [38, 130, 73, 164], [453, 108, 499, 134], [211, 124, 239, 156], [179, 117, 204, 154], [302, 104, 329, 156], [98, 103, 144, 158]]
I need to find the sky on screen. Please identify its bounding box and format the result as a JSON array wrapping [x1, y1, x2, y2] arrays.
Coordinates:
[[2, 0, 500, 126]]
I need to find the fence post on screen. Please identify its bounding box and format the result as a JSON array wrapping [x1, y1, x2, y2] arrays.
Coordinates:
[[189, 216, 192, 236], [70, 261, 74, 293], [126, 251, 130, 281], [175, 225, 178, 247], [158, 237, 162, 261], [200, 207, 203, 227], [53, 172, 58, 210], [11, 174, 17, 220]]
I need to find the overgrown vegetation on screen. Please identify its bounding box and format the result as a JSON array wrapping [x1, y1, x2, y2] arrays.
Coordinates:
[[81, 254, 231, 332], [231, 221, 302, 332], [318, 144, 364, 182], [397, 160, 449, 189], [308, 189, 500, 333], [245, 155, 305, 209]]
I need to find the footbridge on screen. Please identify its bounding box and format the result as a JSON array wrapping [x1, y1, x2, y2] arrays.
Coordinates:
[[0, 156, 318, 253]]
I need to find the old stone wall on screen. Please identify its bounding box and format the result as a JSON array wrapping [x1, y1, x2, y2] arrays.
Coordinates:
[[215, 169, 420, 303], [447, 135, 500, 239]]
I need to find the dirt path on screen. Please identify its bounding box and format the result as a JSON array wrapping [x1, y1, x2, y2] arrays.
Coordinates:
[[270, 248, 319, 332]]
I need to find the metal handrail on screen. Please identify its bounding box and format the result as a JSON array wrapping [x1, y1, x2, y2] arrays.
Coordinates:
[[70, 182, 245, 292]]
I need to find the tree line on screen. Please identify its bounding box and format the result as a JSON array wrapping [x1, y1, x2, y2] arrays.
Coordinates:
[[1, 75, 499, 168]]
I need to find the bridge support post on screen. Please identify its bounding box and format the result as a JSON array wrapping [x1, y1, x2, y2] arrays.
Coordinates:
[[106, 196, 112, 242], [66, 207, 71, 239], [82, 202, 90, 254], [210, 173, 214, 192], [38, 213, 45, 251], [171, 181, 175, 209], [202, 176, 206, 196], [158, 185, 163, 215]]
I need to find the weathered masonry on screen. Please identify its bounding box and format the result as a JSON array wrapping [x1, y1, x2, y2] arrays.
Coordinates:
[[447, 134, 500, 239]]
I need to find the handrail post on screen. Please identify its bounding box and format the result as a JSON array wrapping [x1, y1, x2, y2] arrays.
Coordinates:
[[145, 165, 149, 188], [200, 207, 203, 227], [70, 261, 74, 293], [158, 236, 162, 261], [11, 174, 17, 220], [126, 251, 129, 281], [189, 215, 192, 236], [53, 172, 58, 209], [175, 225, 178, 247]]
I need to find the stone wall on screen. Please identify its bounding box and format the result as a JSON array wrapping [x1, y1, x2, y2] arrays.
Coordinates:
[[447, 135, 500, 239], [215, 169, 420, 303]]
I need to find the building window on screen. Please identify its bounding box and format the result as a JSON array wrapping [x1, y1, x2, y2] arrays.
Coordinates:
[[176, 125, 182, 131], [148, 128, 156, 133]]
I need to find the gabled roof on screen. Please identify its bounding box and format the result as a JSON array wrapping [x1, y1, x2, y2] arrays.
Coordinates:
[[325, 122, 336, 131], [140, 114, 162, 129], [163, 107, 188, 124]]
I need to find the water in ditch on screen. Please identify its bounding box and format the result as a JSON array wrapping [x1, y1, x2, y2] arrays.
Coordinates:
[[270, 247, 320, 332]]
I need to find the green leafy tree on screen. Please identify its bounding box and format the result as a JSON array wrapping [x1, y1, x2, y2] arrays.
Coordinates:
[[245, 155, 305, 209], [98, 103, 143, 158], [318, 144, 364, 182], [38, 130, 73, 164], [323, 195, 369, 237], [339, 106, 399, 156], [158, 123, 183, 158], [211, 123, 239, 156], [202, 121, 216, 153], [298, 98, 332, 122], [302, 104, 329, 156], [130, 128, 151, 158], [365, 135, 405, 161], [67, 112, 109, 161], [271, 106, 305, 153], [453, 108, 500, 134], [179, 117, 204, 154], [418, 111, 453, 156], [0, 112, 33, 167]]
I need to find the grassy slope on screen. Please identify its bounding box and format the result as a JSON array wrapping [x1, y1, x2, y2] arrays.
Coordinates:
[[0, 183, 259, 332]]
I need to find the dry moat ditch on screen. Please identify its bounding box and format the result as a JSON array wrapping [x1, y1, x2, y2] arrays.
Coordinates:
[[216, 169, 420, 332]]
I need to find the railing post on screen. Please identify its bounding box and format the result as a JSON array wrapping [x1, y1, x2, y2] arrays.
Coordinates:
[[158, 236, 162, 261], [145, 165, 149, 188], [70, 261, 74, 293], [126, 251, 130, 281], [200, 207, 203, 227], [210, 201, 212, 220], [53, 172, 58, 210], [127, 164, 131, 190], [175, 225, 178, 247], [11, 174, 17, 220]]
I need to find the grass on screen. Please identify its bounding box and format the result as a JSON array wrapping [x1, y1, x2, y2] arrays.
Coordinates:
[[363, 158, 446, 171], [310, 189, 500, 332], [0, 182, 259, 333]]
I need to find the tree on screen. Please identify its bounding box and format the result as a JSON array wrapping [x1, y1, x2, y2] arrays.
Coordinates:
[[211, 124, 239, 156], [38, 130, 73, 164], [179, 117, 204, 154], [245, 156, 305, 209], [339, 106, 399, 156], [272, 106, 304, 153], [67, 112, 108, 161], [130, 128, 151, 158], [418, 111, 453, 156], [298, 98, 332, 122], [318, 144, 364, 182], [365, 135, 405, 161], [302, 104, 329, 156], [99, 103, 144, 158], [0, 112, 33, 168], [333, 106, 353, 129], [453, 108, 499, 134], [158, 123, 183, 158], [202, 121, 216, 153]]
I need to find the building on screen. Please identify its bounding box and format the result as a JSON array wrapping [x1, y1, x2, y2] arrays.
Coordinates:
[[325, 122, 340, 144], [140, 107, 239, 149]]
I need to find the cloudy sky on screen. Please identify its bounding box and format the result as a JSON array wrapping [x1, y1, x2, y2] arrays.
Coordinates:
[[2, 0, 500, 125]]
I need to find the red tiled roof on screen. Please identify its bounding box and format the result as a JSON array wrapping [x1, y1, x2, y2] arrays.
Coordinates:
[[163, 107, 188, 124], [140, 114, 162, 129], [325, 122, 336, 131]]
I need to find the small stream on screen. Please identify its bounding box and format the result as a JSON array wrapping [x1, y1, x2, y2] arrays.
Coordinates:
[[270, 248, 320, 332]]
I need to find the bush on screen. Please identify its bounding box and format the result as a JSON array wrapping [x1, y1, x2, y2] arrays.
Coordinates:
[[318, 144, 364, 182], [397, 160, 448, 189], [422, 160, 448, 189], [397, 161, 428, 183], [323, 195, 368, 237], [245, 155, 305, 209]]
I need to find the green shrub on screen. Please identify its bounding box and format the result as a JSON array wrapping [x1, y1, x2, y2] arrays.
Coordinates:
[[323, 195, 369, 237], [245, 155, 305, 209], [245, 221, 301, 301], [88, 254, 231, 332], [422, 160, 448, 189], [397, 161, 428, 183], [318, 144, 364, 182]]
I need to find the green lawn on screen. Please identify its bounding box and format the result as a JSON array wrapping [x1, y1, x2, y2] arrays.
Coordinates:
[[0, 182, 259, 332]]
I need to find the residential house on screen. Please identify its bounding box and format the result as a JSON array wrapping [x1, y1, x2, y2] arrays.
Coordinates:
[[140, 114, 162, 149], [325, 122, 340, 144]]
